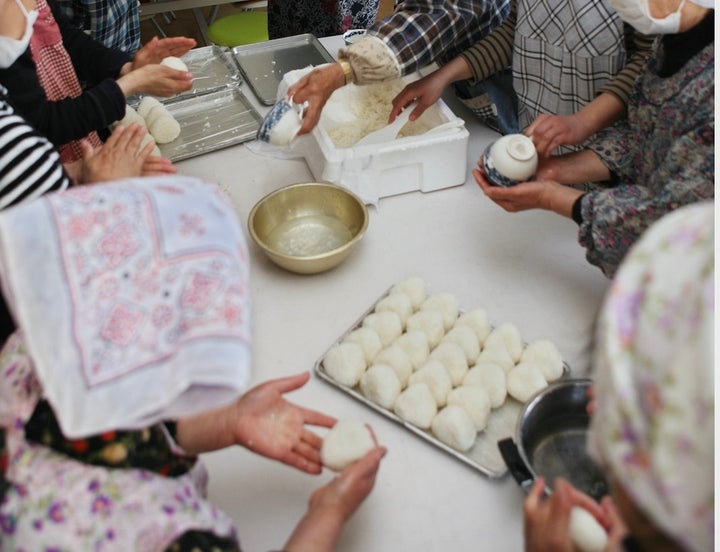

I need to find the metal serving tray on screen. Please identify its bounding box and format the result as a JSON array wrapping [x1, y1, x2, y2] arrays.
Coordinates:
[[232, 34, 335, 105], [158, 87, 262, 162], [313, 287, 570, 478], [171, 45, 243, 102]]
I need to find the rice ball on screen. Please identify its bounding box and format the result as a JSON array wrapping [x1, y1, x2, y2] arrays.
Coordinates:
[[406, 309, 445, 348], [138, 132, 161, 157], [161, 55, 189, 72], [463, 362, 507, 408], [431, 405, 476, 452], [393, 383, 437, 429], [362, 311, 402, 347], [360, 364, 401, 409], [421, 292, 458, 331], [149, 113, 181, 144], [506, 362, 548, 403], [343, 327, 383, 364], [116, 104, 145, 127], [323, 342, 366, 387], [455, 308, 491, 345], [429, 342, 468, 386], [408, 360, 452, 407], [484, 323, 524, 363], [568, 506, 609, 552], [144, 104, 168, 128], [520, 339, 564, 382], [137, 96, 162, 119], [476, 345, 516, 373], [442, 325, 480, 365], [321, 420, 375, 472], [447, 386, 491, 431], [394, 330, 430, 370], [373, 345, 413, 388], [375, 292, 413, 327], [390, 277, 426, 309]]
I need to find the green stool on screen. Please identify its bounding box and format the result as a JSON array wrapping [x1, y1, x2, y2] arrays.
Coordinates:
[[207, 11, 268, 47]]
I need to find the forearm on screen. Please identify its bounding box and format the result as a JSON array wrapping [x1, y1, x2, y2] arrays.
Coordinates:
[[174, 403, 236, 455], [284, 507, 346, 552], [574, 93, 626, 142], [542, 149, 611, 185]]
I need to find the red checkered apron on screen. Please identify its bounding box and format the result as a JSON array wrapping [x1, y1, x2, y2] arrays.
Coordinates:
[[30, 0, 103, 163]]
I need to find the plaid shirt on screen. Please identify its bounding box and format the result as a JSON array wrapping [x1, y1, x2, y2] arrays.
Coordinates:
[[368, 0, 510, 75], [56, 0, 141, 53]]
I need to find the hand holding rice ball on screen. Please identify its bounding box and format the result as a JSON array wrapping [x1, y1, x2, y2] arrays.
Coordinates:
[[321, 421, 378, 472]]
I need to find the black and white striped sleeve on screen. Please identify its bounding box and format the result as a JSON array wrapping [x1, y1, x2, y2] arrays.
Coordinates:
[[0, 100, 70, 211]]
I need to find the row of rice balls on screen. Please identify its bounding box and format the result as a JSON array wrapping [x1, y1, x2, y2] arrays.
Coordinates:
[[322, 277, 565, 452]]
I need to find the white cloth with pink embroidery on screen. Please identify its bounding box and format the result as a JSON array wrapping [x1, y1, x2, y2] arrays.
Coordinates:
[[0, 176, 252, 438]]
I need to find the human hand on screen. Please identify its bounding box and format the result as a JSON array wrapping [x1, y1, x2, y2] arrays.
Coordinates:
[[117, 63, 193, 98], [287, 64, 346, 135], [389, 72, 447, 123], [130, 36, 197, 69], [524, 477, 608, 552], [228, 372, 336, 473], [284, 446, 387, 552], [141, 154, 177, 176], [80, 123, 152, 184], [599, 495, 630, 551], [526, 113, 590, 157]]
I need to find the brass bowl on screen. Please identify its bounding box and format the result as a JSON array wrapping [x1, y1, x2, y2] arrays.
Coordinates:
[[248, 182, 369, 274]]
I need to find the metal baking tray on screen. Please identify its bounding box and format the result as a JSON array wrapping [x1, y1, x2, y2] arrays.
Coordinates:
[[232, 34, 335, 105], [171, 45, 243, 102], [158, 87, 262, 162], [313, 287, 571, 478]]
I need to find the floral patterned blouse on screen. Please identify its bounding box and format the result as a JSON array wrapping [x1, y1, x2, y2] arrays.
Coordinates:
[[578, 20, 714, 278]]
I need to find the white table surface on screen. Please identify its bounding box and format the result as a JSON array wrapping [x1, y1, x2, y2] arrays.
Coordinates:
[[175, 36, 610, 552]]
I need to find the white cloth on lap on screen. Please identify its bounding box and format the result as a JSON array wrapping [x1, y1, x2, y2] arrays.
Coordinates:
[[0, 176, 252, 438]]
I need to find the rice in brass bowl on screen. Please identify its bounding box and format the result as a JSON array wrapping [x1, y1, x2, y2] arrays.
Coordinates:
[[248, 181, 369, 274]]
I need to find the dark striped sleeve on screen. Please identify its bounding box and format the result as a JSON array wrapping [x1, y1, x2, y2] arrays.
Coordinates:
[[0, 101, 70, 210], [598, 27, 656, 105], [458, 0, 516, 82]]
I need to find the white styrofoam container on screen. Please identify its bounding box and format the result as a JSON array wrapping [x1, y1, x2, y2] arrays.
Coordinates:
[[302, 83, 469, 205]]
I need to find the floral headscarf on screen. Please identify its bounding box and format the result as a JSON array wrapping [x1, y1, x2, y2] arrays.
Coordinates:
[[588, 202, 714, 552]]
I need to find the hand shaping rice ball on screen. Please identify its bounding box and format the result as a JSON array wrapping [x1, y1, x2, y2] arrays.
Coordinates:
[[442, 325, 480, 365], [149, 114, 181, 144], [431, 405, 477, 452], [362, 311, 403, 347], [506, 362, 547, 403], [568, 506, 609, 552], [393, 330, 430, 370], [393, 383, 437, 429], [360, 364, 401, 409], [520, 339, 564, 382], [484, 323, 524, 363], [447, 385, 491, 431], [373, 345, 413, 387], [160, 55, 189, 72], [476, 344, 516, 373], [343, 327, 383, 364], [323, 342, 367, 387], [406, 309, 445, 348], [463, 362, 507, 408], [390, 276, 426, 309], [429, 342, 468, 387], [321, 421, 376, 472], [137, 96, 163, 119], [408, 360, 452, 407], [375, 292, 413, 327], [455, 308, 492, 345], [421, 292, 459, 331]]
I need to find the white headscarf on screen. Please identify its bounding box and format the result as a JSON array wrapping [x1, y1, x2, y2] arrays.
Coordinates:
[[588, 202, 714, 552], [0, 176, 252, 438]]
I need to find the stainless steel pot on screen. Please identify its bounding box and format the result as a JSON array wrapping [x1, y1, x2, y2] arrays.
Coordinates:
[[498, 378, 609, 501]]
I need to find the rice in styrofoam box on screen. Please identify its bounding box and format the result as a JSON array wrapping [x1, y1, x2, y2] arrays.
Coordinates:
[[304, 76, 469, 205]]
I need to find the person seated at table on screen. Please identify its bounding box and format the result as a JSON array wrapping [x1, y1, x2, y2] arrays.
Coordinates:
[[0, 176, 387, 551], [475, 0, 713, 277], [390, 0, 654, 155], [0, 0, 195, 164], [524, 201, 714, 552], [288, 0, 512, 135], [56, 0, 141, 52], [268, 0, 380, 41]]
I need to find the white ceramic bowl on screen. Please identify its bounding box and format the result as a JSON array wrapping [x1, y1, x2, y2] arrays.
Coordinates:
[[257, 98, 303, 146], [481, 134, 538, 187], [342, 29, 367, 45]]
